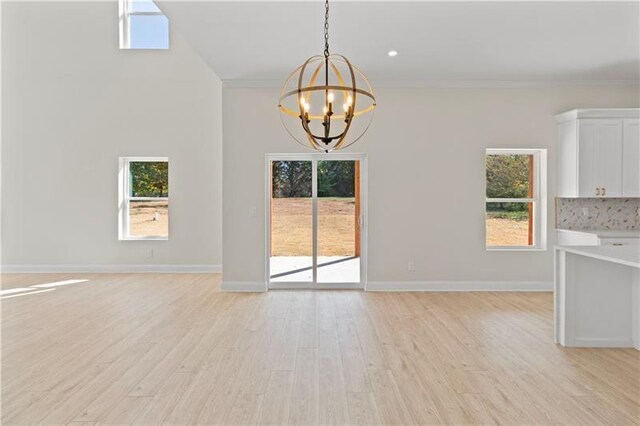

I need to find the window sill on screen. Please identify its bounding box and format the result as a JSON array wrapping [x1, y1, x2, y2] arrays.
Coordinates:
[[120, 47, 170, 51], [486, 247, 547, 252], [120, 236, 169, 241]]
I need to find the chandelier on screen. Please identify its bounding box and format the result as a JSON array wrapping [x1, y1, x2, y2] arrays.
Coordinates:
[[278, 0, 376, 153]]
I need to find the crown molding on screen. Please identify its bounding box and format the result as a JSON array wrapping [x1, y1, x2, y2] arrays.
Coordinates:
[[222, 79, 640, 89]]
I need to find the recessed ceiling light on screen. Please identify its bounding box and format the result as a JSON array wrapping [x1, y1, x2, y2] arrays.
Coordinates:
[[388, 50, 398, 57]]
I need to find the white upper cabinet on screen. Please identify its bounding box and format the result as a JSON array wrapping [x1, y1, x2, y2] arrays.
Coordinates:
[[623, 119, 640, 197], [578, 119, 622, 197], [556, 109, 640, 198]]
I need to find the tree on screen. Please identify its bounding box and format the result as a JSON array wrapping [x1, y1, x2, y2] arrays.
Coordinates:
[[130, 162, 168, 197], [271, 160, 355, 198], [486, 154, 530, 212], [272, 161, 312, 197], [318, 161, 354, 197]]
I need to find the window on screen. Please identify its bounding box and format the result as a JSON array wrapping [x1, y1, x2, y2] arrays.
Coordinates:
[[119, 0, 169, 50], [119, 157, 169, 240], [485, 149, 547, 250]]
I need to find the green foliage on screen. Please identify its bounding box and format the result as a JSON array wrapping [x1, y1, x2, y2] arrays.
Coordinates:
[[486, 206, 529, 221], [486, 154, 531, 212], [317, 161, 354, 197], [272, 160, 355, 198], [272, 161, 312, 198], [130, 162, 168, 197]]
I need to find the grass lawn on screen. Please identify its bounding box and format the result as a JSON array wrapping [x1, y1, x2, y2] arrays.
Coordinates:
[[486, 211, 530, 246], [272, 199, 531, 255], [129, 201, 168, 237], [486, 210, 529, 221], [271, 197, 356, 257], [131, 200, 530, 250]]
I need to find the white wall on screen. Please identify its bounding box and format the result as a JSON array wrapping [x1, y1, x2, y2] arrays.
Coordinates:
[[1, 1, 223, 270], [3, 1, 638, 283], [222, 85, 639, 288]]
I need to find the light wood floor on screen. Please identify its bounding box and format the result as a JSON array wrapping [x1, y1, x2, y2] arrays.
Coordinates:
[[1, 273, 639, 425]]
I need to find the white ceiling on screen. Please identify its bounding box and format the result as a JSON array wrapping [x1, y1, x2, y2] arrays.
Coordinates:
[[157, 1, 640, 86]]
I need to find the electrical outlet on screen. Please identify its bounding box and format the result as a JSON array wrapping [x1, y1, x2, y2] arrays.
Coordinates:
[[582, 207, 589, 217], [408, 261, 416, 272]]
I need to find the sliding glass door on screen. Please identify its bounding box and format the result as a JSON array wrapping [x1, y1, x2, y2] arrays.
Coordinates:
[[317, 160, 360, 283], [268, 160, 313, 283], [267, 154, 366, 289]]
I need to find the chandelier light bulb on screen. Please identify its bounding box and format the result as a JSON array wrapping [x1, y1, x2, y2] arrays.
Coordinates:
[[327, 91, 335, 103], [342, 103, 349, 112]]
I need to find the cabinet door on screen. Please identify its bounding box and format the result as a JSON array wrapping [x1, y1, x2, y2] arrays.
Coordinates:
[[578, 119, 622, 197], [578, 120, 600, 197], [622, 119, 640, 197], [557, 120, 578, 197]]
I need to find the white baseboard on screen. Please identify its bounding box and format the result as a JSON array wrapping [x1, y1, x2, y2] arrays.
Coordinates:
[[1, 264, 222, 273], [221, 281, 267, 292], [223, 280, 551, 292], [366, 280, 553, 292], [571, 337, 635, 348]]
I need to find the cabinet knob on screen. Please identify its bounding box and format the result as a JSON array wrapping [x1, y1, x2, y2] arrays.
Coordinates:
[[596, 187, 601, 196]]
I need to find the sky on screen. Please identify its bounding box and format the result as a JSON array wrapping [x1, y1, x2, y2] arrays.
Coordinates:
[[128, 0, 169, 49]]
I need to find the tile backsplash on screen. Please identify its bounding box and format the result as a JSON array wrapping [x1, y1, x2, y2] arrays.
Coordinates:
[[556, 198, 640, 231]]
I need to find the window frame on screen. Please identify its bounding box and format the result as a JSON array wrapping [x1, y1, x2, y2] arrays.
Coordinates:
[[119, 0, 169, 50], [118, 156, 169, 241], [485, 148, 547, 251]]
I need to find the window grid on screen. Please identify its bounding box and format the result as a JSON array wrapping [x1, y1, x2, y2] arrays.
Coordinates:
[[485, 149, 546, 251], [119, 0, 168, 50], [119, 157, 169, 241]]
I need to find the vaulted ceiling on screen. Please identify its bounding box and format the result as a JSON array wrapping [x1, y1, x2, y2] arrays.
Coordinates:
[[157, 1, 640, 86]]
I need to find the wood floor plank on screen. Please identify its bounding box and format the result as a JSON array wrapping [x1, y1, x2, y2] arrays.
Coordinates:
[[347, 392, 381, 425], [336, 318, 371, 393], [288, 347, 320, 425], [130, 371, 198, 424], [194, 348, 247, 425], [367, 369, 414, 425], [388, 362, 444, 424], [259, 370, 294, 425], [161, 349, 236, 424], [317, 293, 349, 425], [224, 392, 265, 425], [1, 273, 638, 425]]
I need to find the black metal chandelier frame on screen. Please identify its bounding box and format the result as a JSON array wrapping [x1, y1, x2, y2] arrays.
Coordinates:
[[278, 0, 376, 152]]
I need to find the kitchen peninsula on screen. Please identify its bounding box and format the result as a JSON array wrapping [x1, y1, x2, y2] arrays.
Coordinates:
[[555, 244, 639, 350]]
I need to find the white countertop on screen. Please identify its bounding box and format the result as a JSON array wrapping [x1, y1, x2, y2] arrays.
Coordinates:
[[555, 245, 640, 268], [557, 229, 640, 239]]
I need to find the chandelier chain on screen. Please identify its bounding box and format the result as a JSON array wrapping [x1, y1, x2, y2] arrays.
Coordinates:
[[324, 0, 330, 57]]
